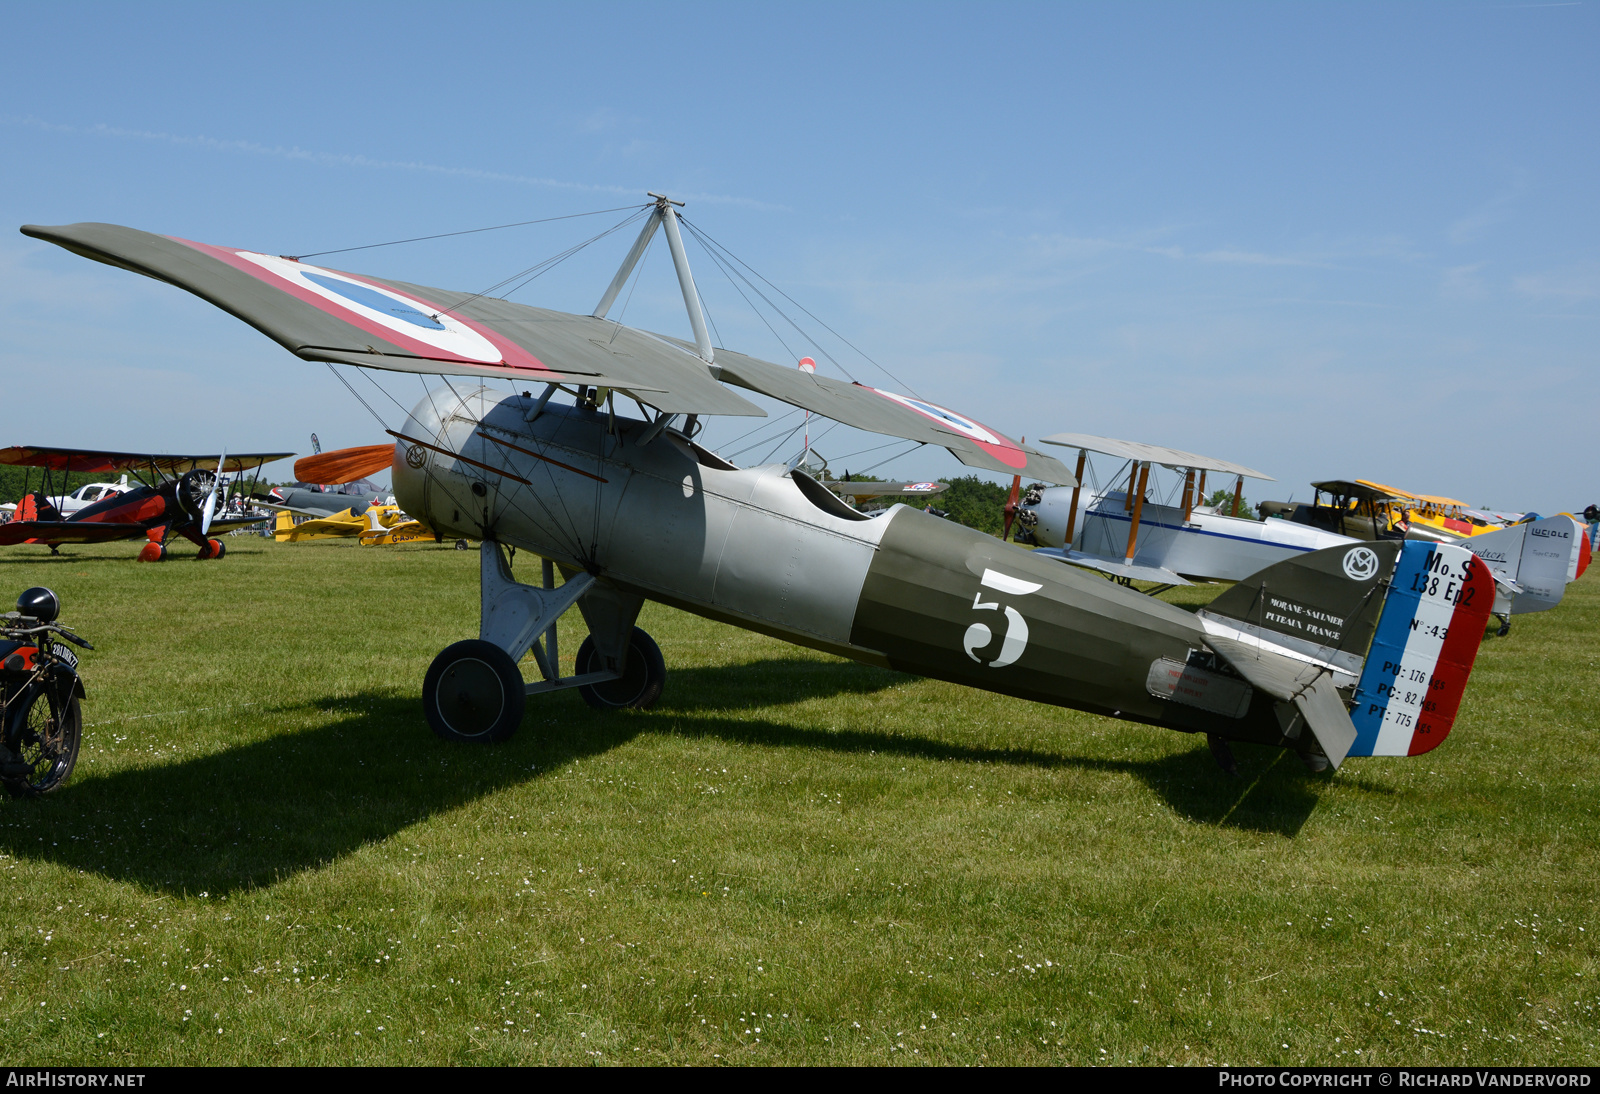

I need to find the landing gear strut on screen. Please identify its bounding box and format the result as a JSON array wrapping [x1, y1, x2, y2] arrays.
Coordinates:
[[421, 541, 664, 742]]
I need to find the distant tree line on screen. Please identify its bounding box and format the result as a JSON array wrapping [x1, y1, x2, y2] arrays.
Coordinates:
[[0, 467, 111, 506], [831, 471, 1011, 535]]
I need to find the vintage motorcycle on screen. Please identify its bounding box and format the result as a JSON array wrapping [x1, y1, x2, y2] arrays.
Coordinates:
[[0, 588, 92, 797]]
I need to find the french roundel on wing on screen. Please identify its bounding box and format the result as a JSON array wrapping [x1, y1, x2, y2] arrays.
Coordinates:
[[234, 252, 507, 363], [866, 387, 1027, 469]]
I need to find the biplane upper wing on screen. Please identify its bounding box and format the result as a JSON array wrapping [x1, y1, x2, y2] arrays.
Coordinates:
[[0, 445, 293, 476], [1038, 433, 1275, 480], [20, 222, 764, 419], [701, 345, 1078, 484]]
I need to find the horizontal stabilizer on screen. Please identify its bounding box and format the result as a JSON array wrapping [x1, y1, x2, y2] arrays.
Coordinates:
[[1203, 633, 1357, 768], [1461, 514, 1586, 615], [1034, 548, 1193, 586]]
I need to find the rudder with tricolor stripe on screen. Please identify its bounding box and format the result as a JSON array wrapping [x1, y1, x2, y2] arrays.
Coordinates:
[[1348, 541, 1495, 757]]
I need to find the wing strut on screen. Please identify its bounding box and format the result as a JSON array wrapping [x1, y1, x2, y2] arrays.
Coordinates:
[[592, 215, 661, 320], [1064, 448, 1087, 547], [595, 193, 714, 366], [1124, 461, 1150, 562], [655, 195, 714, 364]]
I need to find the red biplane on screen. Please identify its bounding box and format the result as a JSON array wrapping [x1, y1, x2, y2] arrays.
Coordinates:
[[0, 446, 292, 560]]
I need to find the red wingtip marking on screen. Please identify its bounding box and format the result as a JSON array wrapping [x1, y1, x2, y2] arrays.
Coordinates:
[[1578, 530, 1592, 580]]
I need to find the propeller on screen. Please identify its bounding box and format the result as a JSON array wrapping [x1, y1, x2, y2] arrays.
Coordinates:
[[200, 452, 225, 537], [1002, 474, 1022, 540], [294, 444, 394, 486]]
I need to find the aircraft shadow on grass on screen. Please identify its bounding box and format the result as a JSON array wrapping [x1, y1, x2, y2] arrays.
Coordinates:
[[0, 659, 1322, 894]]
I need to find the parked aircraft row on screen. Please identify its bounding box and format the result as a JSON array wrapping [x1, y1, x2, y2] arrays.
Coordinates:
[[5, 196, 1586, 779], [1011, 438, 1590, 636]]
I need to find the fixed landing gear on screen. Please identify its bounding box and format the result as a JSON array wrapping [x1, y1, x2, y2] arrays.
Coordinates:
[[421, 541, 663, 742], [422, 640, 525, 743], [196, 538, 226, 560], [137, 542, 167, 562], [575, 628, 665, 710]]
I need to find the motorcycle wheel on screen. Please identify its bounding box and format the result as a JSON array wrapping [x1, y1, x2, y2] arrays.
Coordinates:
[[3, 678, 82, 797]]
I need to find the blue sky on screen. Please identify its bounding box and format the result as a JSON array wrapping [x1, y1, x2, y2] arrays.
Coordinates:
[[1, 2, 1594, 513]]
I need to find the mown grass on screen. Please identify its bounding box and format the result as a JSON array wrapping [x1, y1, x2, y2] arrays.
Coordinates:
[[0, 532, 1594, 1065]]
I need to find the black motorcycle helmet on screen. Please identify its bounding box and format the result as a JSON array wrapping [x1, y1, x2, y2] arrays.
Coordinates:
[[16, 587, 60, 623]]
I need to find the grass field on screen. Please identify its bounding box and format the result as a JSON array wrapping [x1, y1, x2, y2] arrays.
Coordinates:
[[0, 532, 1594, 1065]]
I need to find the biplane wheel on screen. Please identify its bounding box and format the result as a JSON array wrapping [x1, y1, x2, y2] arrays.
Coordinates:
[[197, 539, 226, 560], [422, 639, 525, 743], [574, 628, 665, 711], [137, 543, 167, 562], [1, 679, 82, 798]]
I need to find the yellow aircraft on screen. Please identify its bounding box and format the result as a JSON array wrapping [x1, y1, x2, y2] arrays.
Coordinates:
[[271, 444, 431, 545], [274, 504, 430, 545], [1355, 481, 1503, 540]]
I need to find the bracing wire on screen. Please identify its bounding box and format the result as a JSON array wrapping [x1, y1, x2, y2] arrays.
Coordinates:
[[849, 440, 926, 479], [437, 207, 651, 317], [720, 405, 802, 448], [823, 436, 915, 466], [288, 205, 649, 261], [687, 226, 798, 362], [680, 215, 924, 398]]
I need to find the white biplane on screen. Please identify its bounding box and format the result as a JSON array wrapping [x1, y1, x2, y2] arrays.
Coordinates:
[[1016, 434, 1353, 589]]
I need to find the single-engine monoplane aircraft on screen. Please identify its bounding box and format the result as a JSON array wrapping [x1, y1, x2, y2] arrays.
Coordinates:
[[826, 480, 948, 511], [23, 200, 1504, 771], [0, 446, 290, 559]]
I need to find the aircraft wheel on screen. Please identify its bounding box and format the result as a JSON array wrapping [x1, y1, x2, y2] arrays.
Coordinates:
[[574, 628, 665, 711], [197, 539, 226, 560], [1, 679, 82, 798], [422, 639, 525, 743], [137, 543, 167, 562]]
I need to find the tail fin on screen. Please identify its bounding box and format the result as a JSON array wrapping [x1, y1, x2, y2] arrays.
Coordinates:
[[17, 493, 60, 523], [1463, 515, 1584, 615], [1200, 540, 1495, 765]]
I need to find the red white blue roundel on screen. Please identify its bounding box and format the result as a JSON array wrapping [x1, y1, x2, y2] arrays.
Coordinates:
[[866, 388, 1027, 469], [170, 237, 548, 371]]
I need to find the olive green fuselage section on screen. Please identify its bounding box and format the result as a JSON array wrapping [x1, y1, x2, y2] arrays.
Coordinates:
[[848, 508, 1286, 742]]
